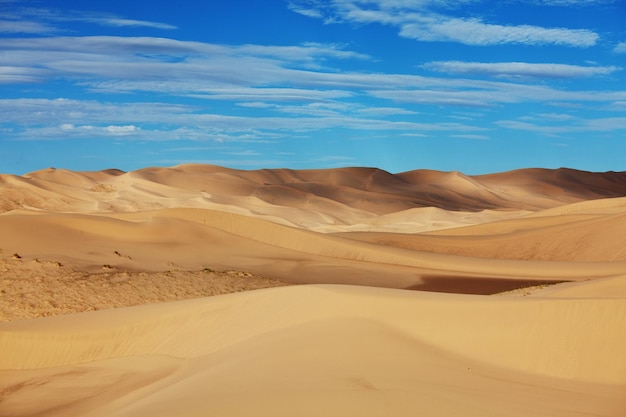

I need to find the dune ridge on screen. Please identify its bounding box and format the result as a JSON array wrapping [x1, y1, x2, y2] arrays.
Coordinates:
[[1, 164, 626, 416], [3, 165, 626, 216], [3, 207, 625, 291]]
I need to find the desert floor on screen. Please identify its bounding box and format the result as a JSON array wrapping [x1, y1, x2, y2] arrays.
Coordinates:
[[1, 165, 625, 416]]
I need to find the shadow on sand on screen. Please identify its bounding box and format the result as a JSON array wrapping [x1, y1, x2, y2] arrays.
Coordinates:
[[408, 276, 567, 295]]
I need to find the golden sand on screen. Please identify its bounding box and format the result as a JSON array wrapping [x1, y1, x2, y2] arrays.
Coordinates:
[[1, 165, 625, 416]]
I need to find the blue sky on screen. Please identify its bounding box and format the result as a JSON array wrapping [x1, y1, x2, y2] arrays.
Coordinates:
[[1, 0, 625, 175]]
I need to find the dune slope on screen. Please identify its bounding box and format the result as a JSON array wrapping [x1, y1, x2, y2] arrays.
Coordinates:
[[1, 285, 625, 417], [2, 207, 625, 294], [339, 196, 626, 261], [1, 164, 626, 416]]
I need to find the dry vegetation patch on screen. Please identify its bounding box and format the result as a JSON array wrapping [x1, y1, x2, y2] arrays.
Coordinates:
[[0, 257, 291, 321]]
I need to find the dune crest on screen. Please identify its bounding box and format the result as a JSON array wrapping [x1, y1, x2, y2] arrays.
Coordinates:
[[3, 165, 626, 218], [1, 164, 625, 416]]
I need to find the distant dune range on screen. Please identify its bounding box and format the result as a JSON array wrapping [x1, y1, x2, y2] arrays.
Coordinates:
[[3, 165, 626, 214], [1, 165, 625, 416]]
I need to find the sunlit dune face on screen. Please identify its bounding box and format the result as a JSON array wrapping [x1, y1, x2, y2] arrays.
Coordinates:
[[1, 165, 625, 417]]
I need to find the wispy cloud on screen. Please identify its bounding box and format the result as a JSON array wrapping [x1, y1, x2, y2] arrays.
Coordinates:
[[450, 134, 490, 140], [289, 0, 600, 47], [0, 36, 368, 91], [222, 150, 263, 157], [94, 18, 176, 30], [497, 116, 626, 134], [2, 1, 625, 159], [400, 18, 598, 47], [3, 31, 626, 143], [1, 6, 176, 34], [4, 34, 625, 110], [187, 88, 353, 102], [0, 19, 57, 33], [0, 97, 483, 143], [287, 2, 325, 19], [236, 102, 276, 108], [525, 0, 615, 5], [614, 41, 626, 54], [536, 113, 575, 121], [423, 61, 620, 79], [355, 107, 418, 115]]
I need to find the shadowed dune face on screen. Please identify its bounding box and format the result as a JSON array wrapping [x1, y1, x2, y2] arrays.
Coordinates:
[[1, 165, 626, 416], [1, 165, 625, 301], [408, 276, 568, 294], [3, 165, 626, 215], [1, 166, 626, 284]]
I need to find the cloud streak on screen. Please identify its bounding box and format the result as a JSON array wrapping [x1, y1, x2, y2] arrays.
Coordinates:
[[423, 61, 620, 79], [1, 6, 176, 34], [497, 116, 626, 134], [3, 35, 624, 109], [289, 0, 600, 47], [2, 30, 626, 144], [0, 97, 483, 143], [0, 36, 368, 88]]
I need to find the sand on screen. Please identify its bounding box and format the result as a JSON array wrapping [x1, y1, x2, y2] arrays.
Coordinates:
[[1, 165, 625, 416]]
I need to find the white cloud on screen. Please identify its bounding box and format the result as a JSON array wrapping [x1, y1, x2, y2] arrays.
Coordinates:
[[105, 125, 140, 134], [289, 0, 600, 47], [1, 8, 625, 148], [4, 34, 623, 112], [287, 2, 325, 19], [3, 6, 176, 33], [370, 88, 517, 107], [186, 88, 353, 102], [423, 61, 620, 79], [356, 107, 418, 115], [369, 80, 626, 108], [0, 97, 485, 143], [497, 117, 626, 134], [582, 117, 626, 131], [614, 41, 626, 54], [527, 0, 615, 5], [0, 98, 193, 128], [94, 18, 176, 30], [236, 102, 276, 108], [235, 42, 371, 62], [399, 132, 428, 137], [0, 65, 48, 83], [403, 17, 598, 46], [537, 113, 575, 120], [450, 134, 490, 140], [0, 19, 57, 33], [0, 36, 369, 92]]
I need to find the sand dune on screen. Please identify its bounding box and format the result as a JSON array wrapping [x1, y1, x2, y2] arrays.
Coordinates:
[[3, 206, 625, 293], [1, 164, 626, 416], [3, 164, 626, 218], [340, 197, 626, 261], [1, 285, 625, 417]]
